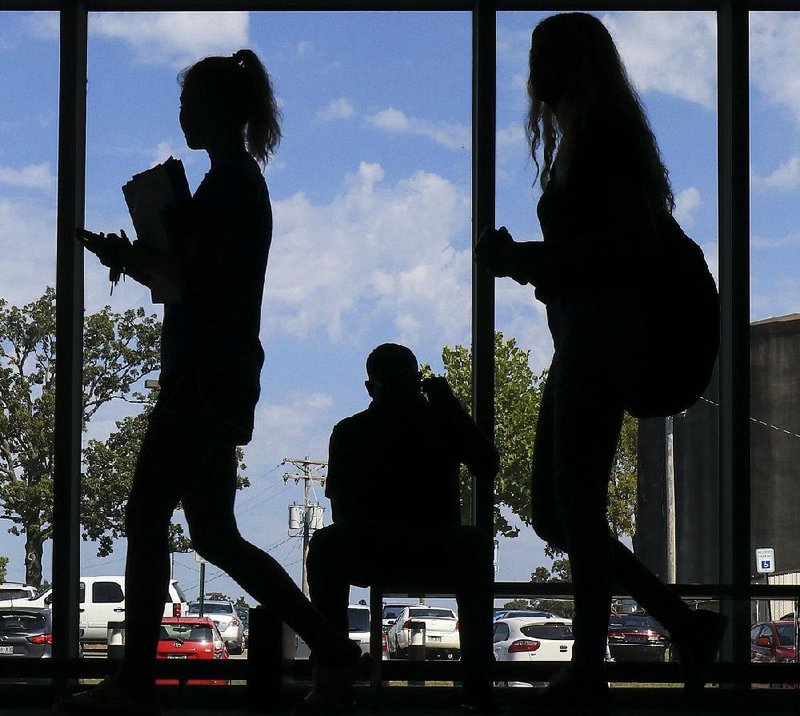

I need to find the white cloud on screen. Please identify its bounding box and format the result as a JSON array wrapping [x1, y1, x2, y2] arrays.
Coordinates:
[[673, 186, 702, 228], [296, 40, 314, 58], [265, 161, 471, 348], [602, 12, 717, 110], [753, 155, 800, 191], [0, 198, 57, 306], [0, 163, 55, 192], [90, 12, 250, 69], [149, 141, 192, 168], [18, 13, 59, 41], [365, 107, 470, 151], [498, 13, 717, 111], [750, 14, 800, 127], [367, 108, 411, 133], [252, 392, 335, 458], [317, 98, 356, 122]]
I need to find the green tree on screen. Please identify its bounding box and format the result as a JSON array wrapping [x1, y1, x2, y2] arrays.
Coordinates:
[[0, 556, 7, 582], [425, 332, 546, 537], [0, 287, 249, 587], [432, 332, 639, 579]]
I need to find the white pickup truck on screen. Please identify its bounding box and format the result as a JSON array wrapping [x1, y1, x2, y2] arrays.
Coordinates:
[[386, 604, 460, 660], [1, 577, 189, 643]]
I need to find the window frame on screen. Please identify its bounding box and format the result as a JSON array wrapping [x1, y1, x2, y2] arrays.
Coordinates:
[[0, 0, 771, 691]]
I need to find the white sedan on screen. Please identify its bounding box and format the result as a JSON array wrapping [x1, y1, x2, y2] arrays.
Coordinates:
[[492, 616, 574, 687], [386, 605, 460, 660]]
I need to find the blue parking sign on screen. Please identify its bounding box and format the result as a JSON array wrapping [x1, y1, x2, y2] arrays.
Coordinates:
[[756, 547, 775, 574]]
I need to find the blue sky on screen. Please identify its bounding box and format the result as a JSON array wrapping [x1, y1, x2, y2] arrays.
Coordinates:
[[0, 9, 798, 608]]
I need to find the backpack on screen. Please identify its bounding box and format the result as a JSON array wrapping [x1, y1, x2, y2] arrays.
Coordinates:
[[621, 212, 719, 419]]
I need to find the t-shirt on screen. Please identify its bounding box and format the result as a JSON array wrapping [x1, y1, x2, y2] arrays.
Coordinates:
[[532, 108, 657, 305], [156, 151, 271, 444], [325, 398, 498, 532]]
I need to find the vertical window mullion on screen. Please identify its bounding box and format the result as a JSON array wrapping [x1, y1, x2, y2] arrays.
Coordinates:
[[717, 0, 751, 682], [52, 0, 87, 669], [471, 0, 496, 532]]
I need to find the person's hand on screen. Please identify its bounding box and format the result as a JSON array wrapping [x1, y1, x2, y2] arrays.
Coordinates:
[[421, 376, 456, 405], [76, 228, 131, 269], [475, 225, 516, 278], [77, 228, 132, 290]]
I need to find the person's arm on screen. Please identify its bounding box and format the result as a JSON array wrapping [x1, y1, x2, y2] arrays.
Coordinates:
[[77, 222, 188, 293], [421, 377, 500, 480], [476, 218, 652, 293]]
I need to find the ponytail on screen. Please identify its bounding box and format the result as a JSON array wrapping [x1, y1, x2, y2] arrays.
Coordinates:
[[231, 49, 282, 166], [180, 49, 282, 167]]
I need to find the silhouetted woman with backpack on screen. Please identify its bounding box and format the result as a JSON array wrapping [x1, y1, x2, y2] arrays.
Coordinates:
[[64, 49, 358, 714], [476, 13, 723, 712]]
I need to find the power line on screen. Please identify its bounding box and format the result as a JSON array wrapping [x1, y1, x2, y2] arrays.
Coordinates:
[[698, 396, 800, 440]]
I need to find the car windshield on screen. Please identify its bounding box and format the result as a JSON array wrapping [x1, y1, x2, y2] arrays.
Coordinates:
[[409, 608, 454, 619], [0, 589, 32, 601], [189, 603, 232, 615], [776, 624, 796, 646], [0, 613, 46, 634], [160, 623, 215, 643], [348, 608, 370, 633], [383, 606, 405, 620], [521, 623, 573, 640]]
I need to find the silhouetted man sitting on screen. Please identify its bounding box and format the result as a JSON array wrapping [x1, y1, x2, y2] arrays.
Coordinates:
[[307, 343, 500, 710]]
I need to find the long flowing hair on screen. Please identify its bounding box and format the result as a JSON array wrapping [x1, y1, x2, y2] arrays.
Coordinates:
[[180, 49, 281, 166], [526, 13, 674, 213]]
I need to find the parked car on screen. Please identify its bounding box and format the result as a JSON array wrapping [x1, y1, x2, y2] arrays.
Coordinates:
[[0, 606, 53, 684], [348, 602, 371, 655], [235, 606, 249, 651], [492, 609, 555, 622], [156, 616, 228, 686], [80, 576, 189, 643], [382, 603, 410, 632], [492, 616, 574, 687], [607, 613, 670, 662], [386, 605, 460, 660], [0, 607, 52, 658], [0, 583, 38, 607], [188, 600, 243, 655], [26, 589, 52, 609], [750, 619, 797, 688]]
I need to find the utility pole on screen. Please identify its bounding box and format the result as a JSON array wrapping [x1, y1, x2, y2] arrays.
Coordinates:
[[283, 457, 328, 597], [665, 416, 677, 584]]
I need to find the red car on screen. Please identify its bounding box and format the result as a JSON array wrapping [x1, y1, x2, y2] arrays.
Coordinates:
[[608, 613, 671, 662], [156, 616, 229, 686], [750, 620, 797, 689]]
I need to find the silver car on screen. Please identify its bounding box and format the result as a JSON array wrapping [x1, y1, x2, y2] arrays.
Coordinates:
[[188, 600, 244, 655]]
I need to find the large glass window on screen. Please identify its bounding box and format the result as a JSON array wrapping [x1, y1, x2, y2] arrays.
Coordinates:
[[749, 11, 800, 686], [0, 0, 790, 691], [493, 10, 719, 621], [0, 10, 59, 606], [82, 9, 471, 660]]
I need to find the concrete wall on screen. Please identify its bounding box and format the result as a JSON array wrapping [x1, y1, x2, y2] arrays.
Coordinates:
[[635, 313, 800, 584]]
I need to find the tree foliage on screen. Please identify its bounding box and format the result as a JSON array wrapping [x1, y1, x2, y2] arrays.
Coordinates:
[[0, 556, 7, 583], [0, 287, 248, 587], [425, 332, 546, 537], [430, 331, 639, 581]]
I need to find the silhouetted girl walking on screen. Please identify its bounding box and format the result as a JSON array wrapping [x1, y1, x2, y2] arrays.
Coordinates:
[[476, 13, 725, 712], [65, 49, 358, 715]]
